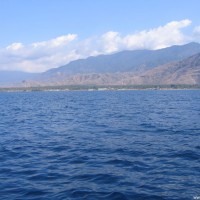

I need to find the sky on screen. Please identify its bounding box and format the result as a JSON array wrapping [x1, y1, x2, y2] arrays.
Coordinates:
[[0, 0, 200, 72]]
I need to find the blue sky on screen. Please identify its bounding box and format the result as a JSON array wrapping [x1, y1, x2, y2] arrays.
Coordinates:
[[0, 0, 200, 72]]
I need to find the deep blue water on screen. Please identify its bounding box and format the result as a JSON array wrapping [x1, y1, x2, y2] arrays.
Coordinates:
[[0, 90, 200, 200]]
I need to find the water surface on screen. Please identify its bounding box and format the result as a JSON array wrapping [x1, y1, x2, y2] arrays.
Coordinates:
[[0, 90, 200, 200]]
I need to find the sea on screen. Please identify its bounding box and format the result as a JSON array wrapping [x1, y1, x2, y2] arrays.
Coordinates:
[[0, 90, 200, 200]]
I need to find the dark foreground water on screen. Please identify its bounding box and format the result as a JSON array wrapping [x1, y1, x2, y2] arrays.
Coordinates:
[[0, 90, 200, 200]]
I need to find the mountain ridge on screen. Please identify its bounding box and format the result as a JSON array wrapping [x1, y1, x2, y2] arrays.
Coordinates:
[[36, 51, 200, 86], [44, 42, 200, 77], [1, 42, 200, 86]]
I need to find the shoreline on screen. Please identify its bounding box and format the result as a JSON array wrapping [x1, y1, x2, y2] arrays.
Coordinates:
[[0, 85, 200, 92]]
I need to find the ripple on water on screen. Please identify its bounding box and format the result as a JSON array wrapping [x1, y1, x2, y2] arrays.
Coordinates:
[[0, 90, 200, 200]]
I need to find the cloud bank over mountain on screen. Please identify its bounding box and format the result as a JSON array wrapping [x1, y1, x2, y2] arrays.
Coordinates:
[[0, 19, 199, 72]]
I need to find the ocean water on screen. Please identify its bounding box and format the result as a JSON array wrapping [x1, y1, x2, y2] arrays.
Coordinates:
[[0, 90, 200, 200]]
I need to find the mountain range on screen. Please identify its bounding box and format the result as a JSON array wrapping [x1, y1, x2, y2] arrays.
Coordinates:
[[1, 42, 200, 87]]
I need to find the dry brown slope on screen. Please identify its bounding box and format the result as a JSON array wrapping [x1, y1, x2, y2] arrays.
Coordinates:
[[138, 53, 200, 84]]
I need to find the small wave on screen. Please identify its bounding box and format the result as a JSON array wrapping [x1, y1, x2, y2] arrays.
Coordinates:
[[170, 150, 200, 160]]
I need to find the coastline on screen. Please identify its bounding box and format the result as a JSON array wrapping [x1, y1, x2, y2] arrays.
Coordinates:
[[0, 84, 200, 92]]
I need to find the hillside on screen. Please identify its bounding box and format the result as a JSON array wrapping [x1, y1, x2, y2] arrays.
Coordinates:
[[20, 52, 200, 87], [138, 53, 200, 84], [44, 42, 200, 78], [32, 42, 200, 86], [1, 42, 200, 87]]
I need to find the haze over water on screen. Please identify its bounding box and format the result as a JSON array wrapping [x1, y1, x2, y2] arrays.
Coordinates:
[[0, 90, 200, 200]]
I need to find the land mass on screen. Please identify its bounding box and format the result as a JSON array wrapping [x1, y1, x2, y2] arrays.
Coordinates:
[[1, 42, 200, 87]]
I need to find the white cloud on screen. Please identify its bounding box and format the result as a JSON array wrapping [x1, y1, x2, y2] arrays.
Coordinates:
[[194, 26, 200, 34], [0, 34, 78, 72], [100, 19, 192, 51], [101, 31, 121, 53], [32, 34, 77, 48], [0, 19, 196, 72], [192, 26, 200, 42], [6, 43, 24, 51]]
